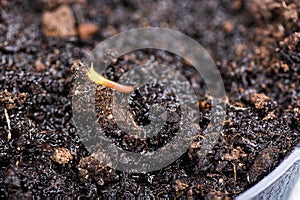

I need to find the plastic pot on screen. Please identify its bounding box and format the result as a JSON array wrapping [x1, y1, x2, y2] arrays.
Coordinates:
[[236, 145, 300, 200]]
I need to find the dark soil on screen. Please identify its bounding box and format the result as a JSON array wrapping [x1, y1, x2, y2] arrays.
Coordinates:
[[0, 0, 299, 199]]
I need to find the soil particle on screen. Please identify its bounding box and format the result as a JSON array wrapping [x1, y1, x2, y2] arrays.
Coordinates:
[[78, 23, 99, 40], [280, 32, 300, 54], [223, 147, 247, 162], [41, 4, 77, 38], [174, 179, 189, 197], [234, 43, 248, 57], [50, 147, 73, 164], [232, 0, 243, 11], [78, 155, 118, 186], [247, 0, 298, 30], [222, 21, 234, 34], [34, 59, 47, 72], [281, 3, 298, 27], [206, 191, 231, 200], [262, 111, 276, 120], [247, 0, 281, 22], [250, 93, 272, 112], [0, 90, 28, 110], [4, 169, 21, 188]]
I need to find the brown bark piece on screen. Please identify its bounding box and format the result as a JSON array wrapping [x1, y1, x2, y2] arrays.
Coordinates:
[[41, 4, 77, 38]]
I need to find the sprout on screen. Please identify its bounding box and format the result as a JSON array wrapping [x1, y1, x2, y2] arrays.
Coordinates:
[[86, 63, 134, 94]]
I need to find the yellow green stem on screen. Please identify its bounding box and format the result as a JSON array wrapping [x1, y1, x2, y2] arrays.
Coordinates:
[[86, 63, 134, 94]]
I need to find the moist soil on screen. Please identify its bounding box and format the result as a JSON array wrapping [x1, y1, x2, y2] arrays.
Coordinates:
[[0, 0, 300, 199]]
